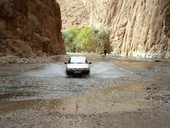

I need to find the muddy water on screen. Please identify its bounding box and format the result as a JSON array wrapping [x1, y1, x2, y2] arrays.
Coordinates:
[[24, 62, 130, 78], [0, 81, 152, 115], [54, 82, 152, 114], [0, 61, 131, 100], [0, 56, 170, 128], [0, 60, 168, 113], [91, 62, 130, 78]]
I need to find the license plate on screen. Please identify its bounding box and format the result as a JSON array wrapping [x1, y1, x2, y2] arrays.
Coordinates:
[[74, 70, 81, 73]]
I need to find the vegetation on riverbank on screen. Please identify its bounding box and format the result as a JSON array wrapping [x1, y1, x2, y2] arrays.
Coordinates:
[[63, 26, 112, 53]]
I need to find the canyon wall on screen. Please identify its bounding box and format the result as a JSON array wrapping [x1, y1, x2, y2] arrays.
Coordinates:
[[57, 0, 89, 29], [59, 0, 170, 59], [0, 0, 65, 57], [103, 0, 170, 59]]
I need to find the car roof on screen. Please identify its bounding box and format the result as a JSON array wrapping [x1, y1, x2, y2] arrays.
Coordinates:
[[70, 56, 86, 63], [70, 56, 86, 59]]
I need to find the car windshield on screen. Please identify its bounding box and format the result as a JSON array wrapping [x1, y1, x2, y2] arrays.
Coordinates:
[[70, 57, 86, 64]]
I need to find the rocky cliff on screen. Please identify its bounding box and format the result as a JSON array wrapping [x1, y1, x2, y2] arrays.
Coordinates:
[[105, 0, 170, 59], [0, 0, 65, 57], [57, 0, 89, 29], [58, 0, 170, 59]]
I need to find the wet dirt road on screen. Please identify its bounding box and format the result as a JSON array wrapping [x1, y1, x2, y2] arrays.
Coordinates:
[[0, 53, 170, 128]]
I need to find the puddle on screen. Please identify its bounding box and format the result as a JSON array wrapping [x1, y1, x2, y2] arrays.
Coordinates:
[[24, 63, 66, 78], [24, 62, 130, 78], [0, 85, 39, 100], [0, 92, 34, 100], [114, 61, 154, 69], [90, 62, 130, 78], [56, 82, 150, 114], [2, 61, 130, 101]]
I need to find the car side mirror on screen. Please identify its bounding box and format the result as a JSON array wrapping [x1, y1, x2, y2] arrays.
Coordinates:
[[64, 62, 67, 64], [88, 62, 92, 64]]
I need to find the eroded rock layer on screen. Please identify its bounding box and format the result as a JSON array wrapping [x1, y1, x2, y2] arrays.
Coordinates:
[[106, 0, 170, 59], [0, 0, 65, 57]]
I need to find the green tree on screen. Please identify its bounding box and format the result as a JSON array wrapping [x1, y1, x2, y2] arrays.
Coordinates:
[[63, 26, 80, 52], [76, 27, 95, 52], [63, 26, 111, 53]]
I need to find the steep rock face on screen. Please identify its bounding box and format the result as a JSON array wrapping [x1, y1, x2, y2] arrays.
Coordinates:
[[110, 0, 170, 59], [87, 0, 170, 59], [0, 0, 65, 57], [57, 0, 89, 29], [59, 0, 170, 59]]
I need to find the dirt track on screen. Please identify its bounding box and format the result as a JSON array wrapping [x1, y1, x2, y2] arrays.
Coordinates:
[[0, 53, 170, 128]]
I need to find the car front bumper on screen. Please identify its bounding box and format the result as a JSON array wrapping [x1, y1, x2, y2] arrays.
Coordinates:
[[66, 69, 90, 75]]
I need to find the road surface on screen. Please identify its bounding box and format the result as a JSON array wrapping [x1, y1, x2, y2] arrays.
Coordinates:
[[0, 53, 170, 128]]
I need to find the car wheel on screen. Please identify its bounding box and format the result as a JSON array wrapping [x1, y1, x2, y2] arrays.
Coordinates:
[[86, 71, 90, 75], [66, 71, 69, 75]]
